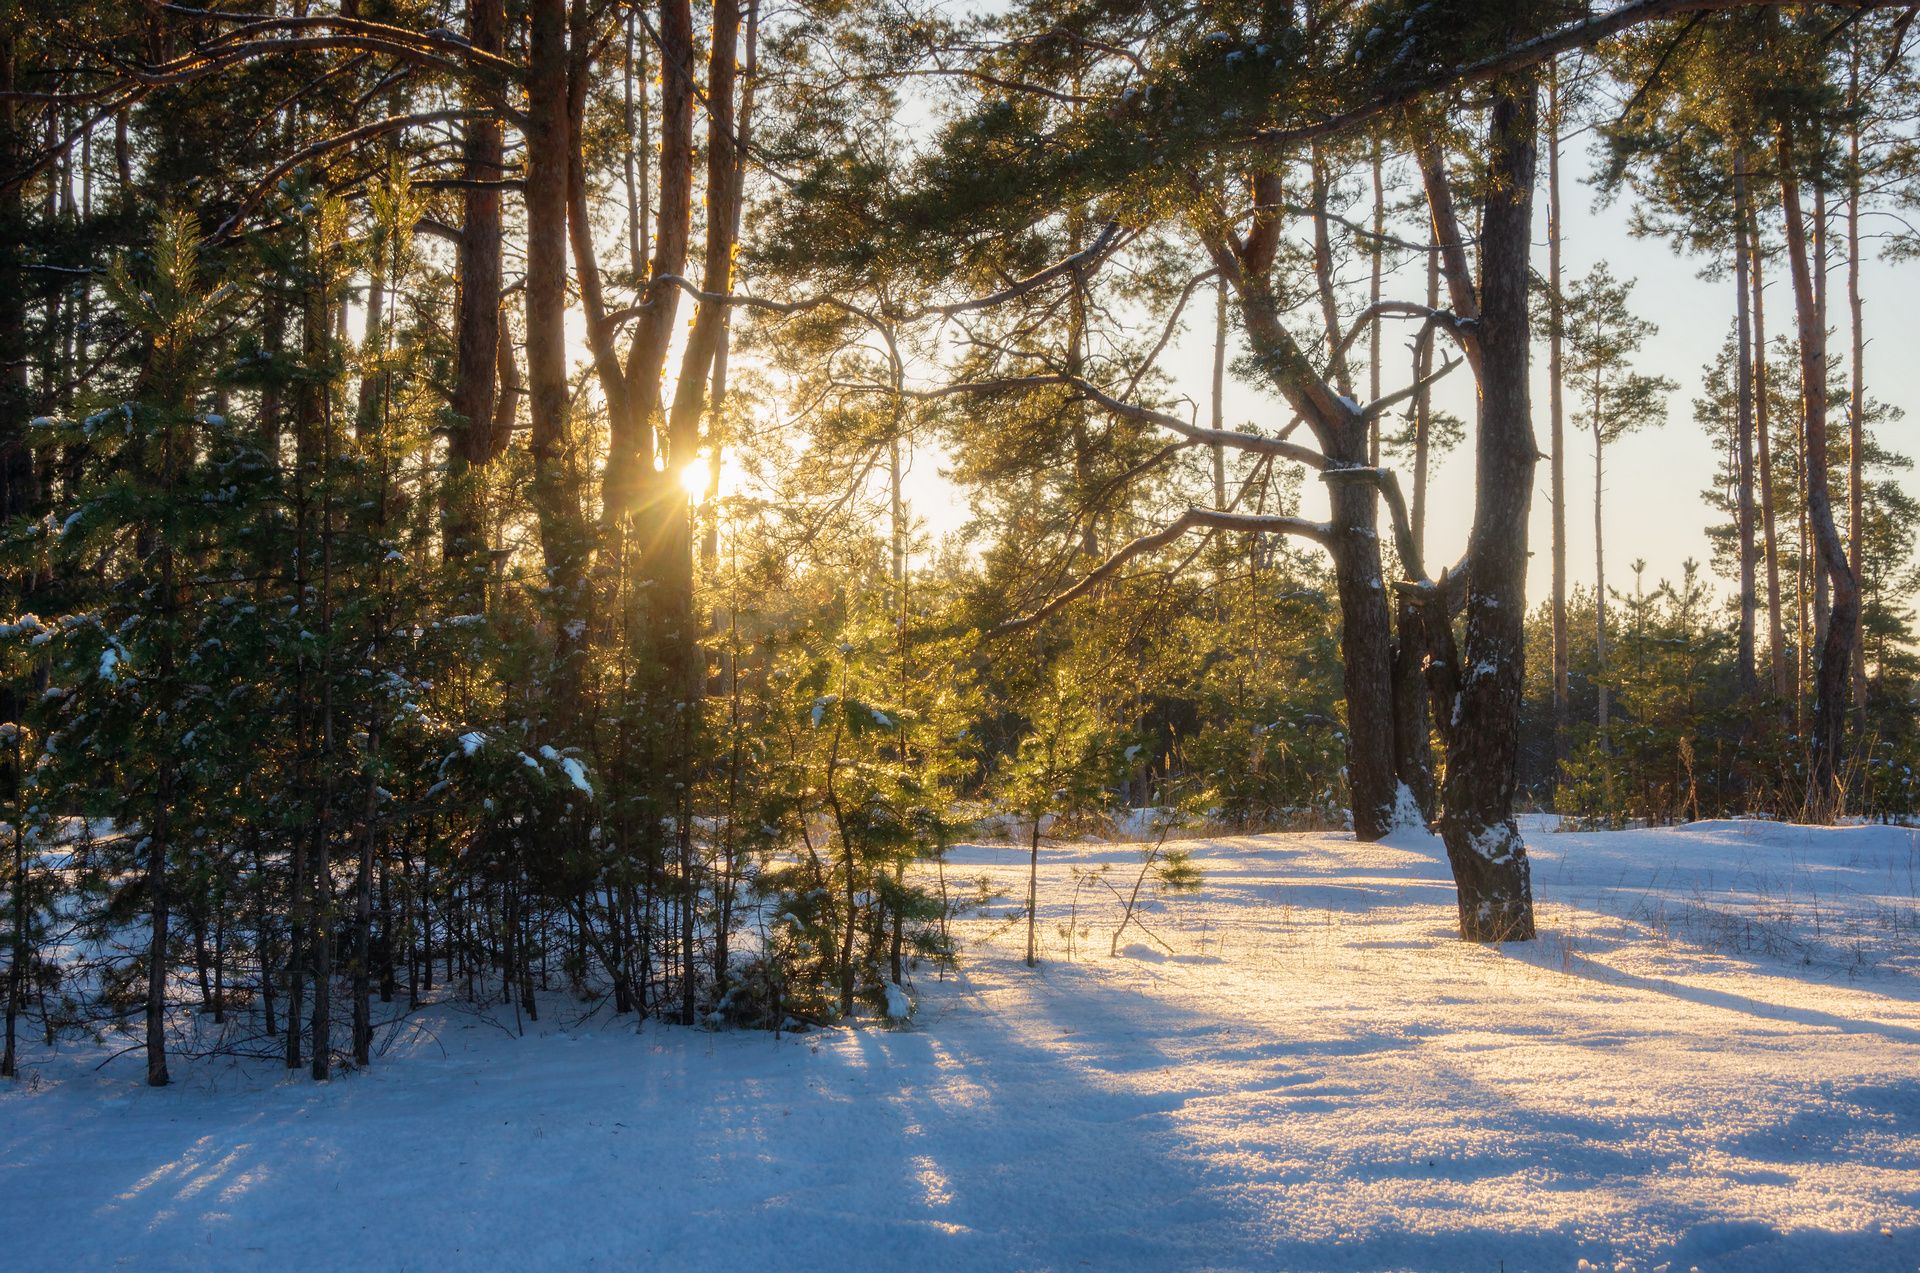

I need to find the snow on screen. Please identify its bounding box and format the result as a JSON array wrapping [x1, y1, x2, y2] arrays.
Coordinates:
[[6, 819, 1920, 1270], [1389, 781, 1427, 831], [558, 756, 592, 796], [883, 981, 913, 1020], [1113, 805, 1180, 839]]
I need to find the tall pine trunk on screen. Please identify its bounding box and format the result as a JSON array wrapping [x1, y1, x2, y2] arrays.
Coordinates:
[[1733, 155, 1759, 697], [1547, 60, 1571, 783], [446, 0, 506, 570], [1329, 426, 1401, 841], [1751, 222, 1788, 702], [524, 0, 590, 711], [1776, 118, 1860, 822], [1845, 53, 1868, 717], [1594, 415, 1609, 749], [1428, 74, 1539, 943]]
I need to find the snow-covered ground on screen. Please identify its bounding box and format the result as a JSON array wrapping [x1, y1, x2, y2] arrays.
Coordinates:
[[6, 819, 1920, 1271]]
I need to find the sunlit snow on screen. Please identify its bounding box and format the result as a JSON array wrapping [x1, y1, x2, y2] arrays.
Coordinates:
[[5, 818, 1919, 1270]]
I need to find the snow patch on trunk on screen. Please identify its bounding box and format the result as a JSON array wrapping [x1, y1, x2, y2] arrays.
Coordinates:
[[1389, 781, 1428, 831]]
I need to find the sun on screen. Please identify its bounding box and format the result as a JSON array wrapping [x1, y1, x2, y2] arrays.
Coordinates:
[[679, 457, 710, 502]]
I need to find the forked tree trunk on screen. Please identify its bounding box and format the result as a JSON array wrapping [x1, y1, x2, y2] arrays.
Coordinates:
[[599, 0, 694, 532], [1224, 262, 1406, 843], [1428, 74, 1538, 943]]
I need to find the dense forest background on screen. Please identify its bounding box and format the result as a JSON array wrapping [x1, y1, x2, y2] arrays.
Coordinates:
[[1, 0, 1917, 1085]]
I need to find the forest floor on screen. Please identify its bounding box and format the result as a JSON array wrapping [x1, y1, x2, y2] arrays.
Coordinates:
[[6, 819, 1920, 1272]]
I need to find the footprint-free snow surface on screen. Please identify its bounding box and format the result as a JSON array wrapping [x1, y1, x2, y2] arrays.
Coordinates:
[[7, 819, 1920, 1271]]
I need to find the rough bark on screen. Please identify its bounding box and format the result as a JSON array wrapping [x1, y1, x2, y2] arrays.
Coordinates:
[[1431, 75, 1539, 943], [445, 0, 505, 566], [524, 0, 589, 703], [1324, 449, 1400, 842]]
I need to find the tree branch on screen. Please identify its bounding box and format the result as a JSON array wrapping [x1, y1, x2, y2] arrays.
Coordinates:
[[1244, 0, 1920, 153], [996, 507, 1335, 634], [902, 373, 1327, 470]]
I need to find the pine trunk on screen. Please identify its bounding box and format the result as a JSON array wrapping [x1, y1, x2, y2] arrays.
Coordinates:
[[1733, 156, 1759, 697], [1846, 58, 1868, 716], [1776, 120, 1861, 822], [524, 0, 590, 712], [445, 0, 506, 568], [1547, 61, 1571, 782], [1594, 421, 1609, 748], [1751, 225, 1788, 701], [1432, 75, 1538, 943], [1328, 438, 1402, 842]]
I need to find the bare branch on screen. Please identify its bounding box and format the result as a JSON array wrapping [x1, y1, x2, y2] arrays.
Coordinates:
[[918, 220, 1126, 317], [613, 275, 880, 327], [209, 109, 494, 241], [901, 373, 1327, 470], [996, 507, 1334, 634], [1359, 353, 1462, 420]]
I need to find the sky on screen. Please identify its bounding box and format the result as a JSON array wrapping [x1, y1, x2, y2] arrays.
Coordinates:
[[889, 138, 1920, 620]]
